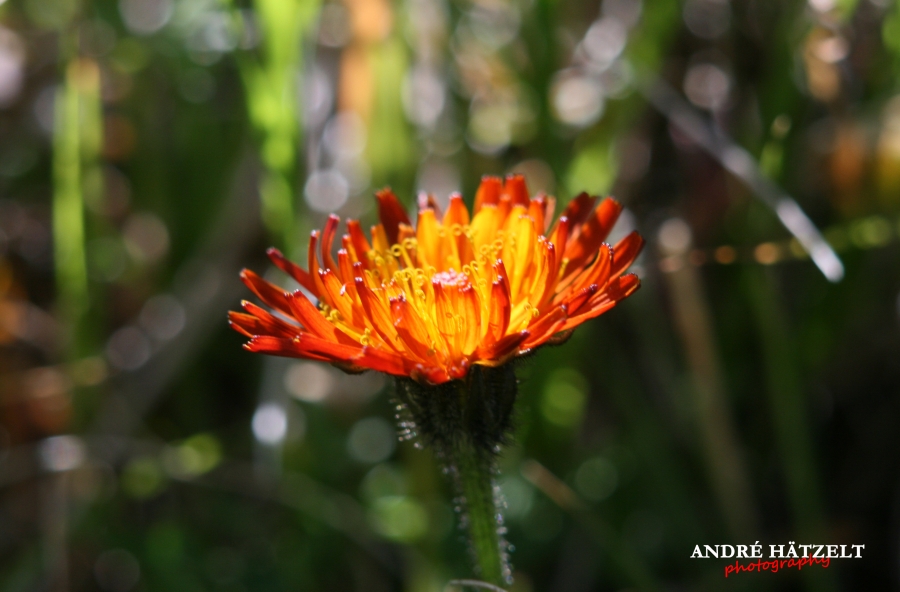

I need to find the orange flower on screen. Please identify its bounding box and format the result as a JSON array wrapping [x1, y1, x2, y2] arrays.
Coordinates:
[[230, 175, 643, 384]]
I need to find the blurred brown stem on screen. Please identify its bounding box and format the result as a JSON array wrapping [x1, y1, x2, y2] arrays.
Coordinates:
[[41, 473, 69, 592], [660, 225, 759, 539]]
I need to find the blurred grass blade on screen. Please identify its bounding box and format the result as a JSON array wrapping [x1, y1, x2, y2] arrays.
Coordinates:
[[53, 58, 101, 337], [229, 0, 321, 253], [745, 268, 837, 592], [659, 219, 758, 539], [641, 77, 844, 283], [366, 38, 413, 186]]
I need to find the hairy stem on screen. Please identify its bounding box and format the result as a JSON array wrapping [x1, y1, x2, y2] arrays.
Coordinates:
[[453, 438, 505, 587], [394, 368, 517, 588]]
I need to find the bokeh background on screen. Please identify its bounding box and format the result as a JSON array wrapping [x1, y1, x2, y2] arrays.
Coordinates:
[[1, 0, 899, 589]]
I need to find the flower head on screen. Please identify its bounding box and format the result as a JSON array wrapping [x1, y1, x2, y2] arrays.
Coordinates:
[[230, 175, 643, 384]]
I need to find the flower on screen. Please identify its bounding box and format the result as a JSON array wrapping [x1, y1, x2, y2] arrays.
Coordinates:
[[230, 175, 643, 384]]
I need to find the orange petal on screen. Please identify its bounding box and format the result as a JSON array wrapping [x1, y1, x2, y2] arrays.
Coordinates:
[[244, 335, 330, 361], [229, 311, 275, 338], [319, 268, 356, 323], [370, 224, 391, 255], [541, 194, 556, 232], [548, 216, 570, 259], [337, 249, 356, 289], [560, 274, 641, 332], [376, 188, 411, 245], [504, 174, 530, 207], [285, 291, 356, 344], [474, 176, 502, 211], [505, 211, 537, 297], [354, 345, 411, 376], [347, 220, 372, 269], [563, 198, 622, 280], [584, 243, 614, 289], [460, 284, 481, 355], [443, 193, 471, 227], [391, 294, 443, 363], [308, 231, 328, 300], [321, 214, 341, 275], [469, 204, 502, 257], [557, 192, 596, 234], [495, 193, 512, 226], [560, 299, 618, 333], [397, 222, 416, 244], [247, 333, 409, 376], [528, 197, 546, 235], [370, 224, 398, 277], [522, 306, 568, 349], [355, 278, 404, 354], [478, 330, 530, 363], [529, 240, 559, 310], [433, 281, 458, 351], [558, 243, 612, 296], [448, 358, 471, 381], [611, 231, 644, 279], [416, 208, 442, 269], [417, 191, 443, 218], [493, 251, 510, 284], [605, 272, 641, 302], [240, 269, 292, 316], [240, 300, 301, 337], [486, 274, 511, 345], [266, 248, 318, 296], [563, 284, 600, 316], [411, 364, 451, 385]]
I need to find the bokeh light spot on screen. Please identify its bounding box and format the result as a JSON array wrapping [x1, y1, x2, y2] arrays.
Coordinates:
[[541, 368, 589, 428], [754, 242, 781, 265], [361, 463, 408, 503], [369, 495, 429, 542], [347, 416, 396, 464], [284, 361, 335, 402], [252, 403, 288, 445], [305, 169, 350, 212], [106, 326, 151, 371], [139, 294, 186, 341], [551, 72, 605, 127], [162, 433, 222, 477], [499, 475, 534, 519], [123, 212, 169, 264], [683, 62, 731, 111], [119, 0, 173, 35], [39, 435, 86, 472], [574, 456, 618, 502], [121, 456, 165, 499], [0, 27, 25, 107]]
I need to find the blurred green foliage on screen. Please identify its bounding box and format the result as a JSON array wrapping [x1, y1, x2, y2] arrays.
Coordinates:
[[1, 0, 900, 589]]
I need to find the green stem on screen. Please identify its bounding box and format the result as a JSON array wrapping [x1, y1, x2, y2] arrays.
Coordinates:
[[453, 438, 506, 588], [394, 368, 517, 588]]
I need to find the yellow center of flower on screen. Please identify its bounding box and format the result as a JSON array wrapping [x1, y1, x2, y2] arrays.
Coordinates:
[[432, 269, 471, 288], [314, 203, 563, 379]]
